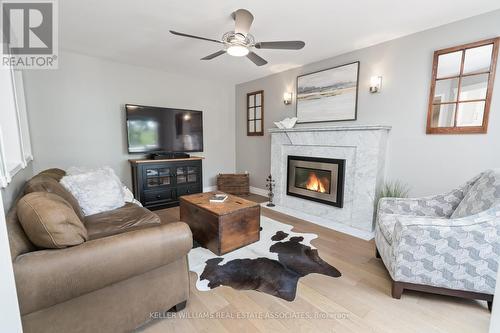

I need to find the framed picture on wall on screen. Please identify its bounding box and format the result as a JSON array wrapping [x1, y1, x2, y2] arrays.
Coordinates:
[[426, 38, 499, 134], [247, 90, 264, 136], [296, 62, 360, 123]]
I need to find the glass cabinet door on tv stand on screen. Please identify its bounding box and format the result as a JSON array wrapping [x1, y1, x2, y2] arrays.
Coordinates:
[[145, 167, 172, 189], [175, 166, 199, 185]]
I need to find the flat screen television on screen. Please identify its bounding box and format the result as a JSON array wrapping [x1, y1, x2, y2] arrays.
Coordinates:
[[126, 104, 203, 153]]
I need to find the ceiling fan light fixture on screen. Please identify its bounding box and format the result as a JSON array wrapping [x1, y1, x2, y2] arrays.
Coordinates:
[[170, 9, 305, 66], [226, 44, 249, 57]]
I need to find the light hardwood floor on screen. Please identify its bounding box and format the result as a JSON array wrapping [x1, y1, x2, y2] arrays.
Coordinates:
[[141, 195, 490, 333]]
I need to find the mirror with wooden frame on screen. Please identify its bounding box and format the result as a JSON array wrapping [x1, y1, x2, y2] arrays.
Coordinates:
[[426, 38, 499, 134], [247, 90, 264, 136]]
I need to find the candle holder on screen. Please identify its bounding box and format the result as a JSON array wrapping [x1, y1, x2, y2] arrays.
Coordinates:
[[265, 174, 276, 207]]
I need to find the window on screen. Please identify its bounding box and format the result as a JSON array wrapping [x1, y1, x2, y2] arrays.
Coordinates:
[[247, 90, 264, 136], [426, 38, 499, 134], [0, 67, 32, 187]]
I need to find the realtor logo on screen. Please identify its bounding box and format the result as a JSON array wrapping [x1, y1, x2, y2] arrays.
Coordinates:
[[1, 0, 58, 69]]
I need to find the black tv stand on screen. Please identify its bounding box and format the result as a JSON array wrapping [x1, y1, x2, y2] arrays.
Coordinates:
[[150, 152, 190, 160], [129, 157, 203, 209]]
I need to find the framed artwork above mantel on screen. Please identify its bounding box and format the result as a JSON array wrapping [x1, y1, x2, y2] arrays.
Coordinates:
[[426, 37, 499, 134], [296, 62, 360, 123]]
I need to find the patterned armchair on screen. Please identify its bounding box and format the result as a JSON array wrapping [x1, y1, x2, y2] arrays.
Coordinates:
[[375, 169, 500, 310]]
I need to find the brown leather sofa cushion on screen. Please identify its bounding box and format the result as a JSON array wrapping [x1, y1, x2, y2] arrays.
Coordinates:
[[17, 192, 88, 249], [14, 222, 192, 315], [84, 203, 161, 240], [38, 168, 66, 181], [24, 174, 85, 221], [6, 205, 36, 260]]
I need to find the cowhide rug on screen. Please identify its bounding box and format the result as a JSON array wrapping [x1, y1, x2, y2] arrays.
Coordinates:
[[188, 216, 341, 301]]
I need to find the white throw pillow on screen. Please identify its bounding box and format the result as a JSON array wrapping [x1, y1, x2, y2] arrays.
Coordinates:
[[123, 185, 142, 207], [60, 167, 125, 216]]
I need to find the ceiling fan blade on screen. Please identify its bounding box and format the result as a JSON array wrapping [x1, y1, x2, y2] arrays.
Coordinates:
[[232, 9, 254, 35], [201, 50, 226, 60], [247, 51, 268, 66], [255, 41, 305, 50], [170, 30, 222, 44]]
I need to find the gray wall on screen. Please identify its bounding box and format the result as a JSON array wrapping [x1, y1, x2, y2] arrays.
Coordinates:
[[24, 51, 236, 189], [235, 10, 500, 196], [1, 164, 34, 212]]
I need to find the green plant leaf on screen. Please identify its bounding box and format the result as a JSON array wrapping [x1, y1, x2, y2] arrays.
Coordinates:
[[376, 180, 410, 204]]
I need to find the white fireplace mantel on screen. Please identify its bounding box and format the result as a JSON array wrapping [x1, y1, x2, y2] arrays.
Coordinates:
[[268, 124, 391, 239], [268, 124, 392, 133]]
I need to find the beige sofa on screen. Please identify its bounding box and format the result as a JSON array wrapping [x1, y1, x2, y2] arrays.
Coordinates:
[[6, 169, 192, 333]]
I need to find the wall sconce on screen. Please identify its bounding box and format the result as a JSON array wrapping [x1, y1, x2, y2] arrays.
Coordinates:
[[283, 92, 293, 105], [369, 76, 382, 93]]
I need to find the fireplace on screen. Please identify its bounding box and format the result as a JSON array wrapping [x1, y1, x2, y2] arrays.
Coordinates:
[[287, 155, 345, 208]]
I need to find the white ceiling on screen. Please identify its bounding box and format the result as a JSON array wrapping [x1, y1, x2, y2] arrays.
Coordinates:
[[60, 0, 500, 84]]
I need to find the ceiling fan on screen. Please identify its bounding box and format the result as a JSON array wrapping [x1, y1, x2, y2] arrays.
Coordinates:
[[170, 9, 305, 66]]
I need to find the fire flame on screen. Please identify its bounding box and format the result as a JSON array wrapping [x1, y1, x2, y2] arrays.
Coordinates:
[[305, 172, 328, 193]]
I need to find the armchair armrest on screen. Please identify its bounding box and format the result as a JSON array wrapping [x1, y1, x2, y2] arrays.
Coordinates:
[[394, 207, 500, 229], [14, 222, 192, 315], [390, 209, 500, 293]]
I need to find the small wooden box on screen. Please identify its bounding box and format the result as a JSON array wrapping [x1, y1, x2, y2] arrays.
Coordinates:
[[217, 173, 250, 195]]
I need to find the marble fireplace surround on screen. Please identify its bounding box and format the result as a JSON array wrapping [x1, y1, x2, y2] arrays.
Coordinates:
[[269, 125, 391, 240]]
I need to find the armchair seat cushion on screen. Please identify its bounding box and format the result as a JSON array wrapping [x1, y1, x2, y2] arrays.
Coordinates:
[[84, 203, 161, 240], [378, 214, 399, 245]]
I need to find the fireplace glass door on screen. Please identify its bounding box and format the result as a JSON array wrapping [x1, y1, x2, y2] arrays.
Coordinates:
[[294, 167, 332, 194], [287, 156, 345, 207]]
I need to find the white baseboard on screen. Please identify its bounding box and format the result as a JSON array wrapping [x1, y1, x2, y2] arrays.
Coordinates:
[[249, 186, 267, 197], [203, 185, 372, 240], [260, 203, 374, 241], [203, 185, 217, 192]]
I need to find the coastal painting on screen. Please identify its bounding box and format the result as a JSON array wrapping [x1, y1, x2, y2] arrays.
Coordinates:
[[296, 62, 359, 123]]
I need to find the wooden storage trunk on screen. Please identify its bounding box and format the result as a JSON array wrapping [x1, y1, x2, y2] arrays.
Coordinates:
[[217, 173, 250, 195], [180, 192, 260, 255]]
